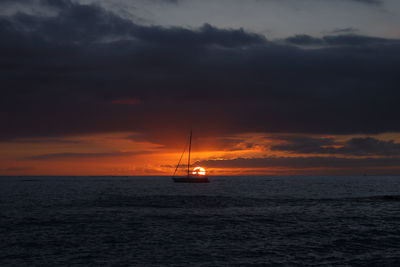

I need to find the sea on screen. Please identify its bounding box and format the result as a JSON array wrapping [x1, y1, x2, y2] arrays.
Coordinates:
[[1, 176, 400, 266]]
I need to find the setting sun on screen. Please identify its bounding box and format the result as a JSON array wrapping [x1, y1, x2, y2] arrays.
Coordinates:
[[192, 167, 206, 176]]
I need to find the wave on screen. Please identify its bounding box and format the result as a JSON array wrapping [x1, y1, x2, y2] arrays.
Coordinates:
[[92, 195, 268, 209], [365, 195, 400, 201], [85, 194, 400, 209]]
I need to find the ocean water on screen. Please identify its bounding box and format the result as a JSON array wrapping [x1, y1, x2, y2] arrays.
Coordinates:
[[1, 176, 400, 266]]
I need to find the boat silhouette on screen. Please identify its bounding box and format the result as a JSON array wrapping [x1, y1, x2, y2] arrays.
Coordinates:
[[172, 131, 210, 183]]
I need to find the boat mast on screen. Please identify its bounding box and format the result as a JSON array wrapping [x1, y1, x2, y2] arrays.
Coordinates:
[[187, 130, 192, 177]]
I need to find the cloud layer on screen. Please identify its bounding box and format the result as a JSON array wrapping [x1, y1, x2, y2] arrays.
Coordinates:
[[271, 136, 400, 156], [1, 0, 400, 144]]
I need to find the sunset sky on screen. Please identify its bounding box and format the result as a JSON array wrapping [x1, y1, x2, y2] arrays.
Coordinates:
[[1, 0, 400, 176]]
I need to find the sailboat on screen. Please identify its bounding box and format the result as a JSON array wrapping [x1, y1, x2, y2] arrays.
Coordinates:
[[172, 131, 210, 183]]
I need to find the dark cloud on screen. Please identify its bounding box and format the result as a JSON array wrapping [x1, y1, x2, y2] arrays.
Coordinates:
[[0, 0, 72, 9], [270, 136, 336, 154], [342, 137, 400, 156], [351, 0, 382, 5], [323, 34, 393, 46], [146, 0, 182, 3], [1, 0, 400, 144], [257, 0, 382, 5], [197, 156, 400, 170], [285, 34, 394, 46], [330, 27, 358, 34], [122, 0, 384, 5], [0, 0, 383, 9], [132, 23, 267, 47], [270, 136, 400, 156], [215, 138, 256, 151], [285, 34, 324, 45], [112, 97, 141, 105]]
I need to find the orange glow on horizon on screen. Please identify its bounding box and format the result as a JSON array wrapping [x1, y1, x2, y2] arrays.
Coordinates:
[[2, 132, 400, 176]]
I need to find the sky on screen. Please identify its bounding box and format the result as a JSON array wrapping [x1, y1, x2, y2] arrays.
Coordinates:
[[1, 0, 400, 176]]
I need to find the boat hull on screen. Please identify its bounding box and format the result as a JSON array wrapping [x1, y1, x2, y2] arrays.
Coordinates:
[[172, 176, 209, 183]]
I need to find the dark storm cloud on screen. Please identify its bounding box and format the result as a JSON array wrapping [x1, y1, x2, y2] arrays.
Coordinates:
[[270, 136, 400, 156], [0, 3, 265, 47], [1, 0, 400, 143], [0, 0, 266, 47]]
